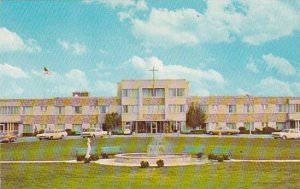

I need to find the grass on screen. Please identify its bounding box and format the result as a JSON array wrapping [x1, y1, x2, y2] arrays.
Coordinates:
[[1, 137, 300, 161], [1, 137, 300, 188], [1, 163, 300, 189]]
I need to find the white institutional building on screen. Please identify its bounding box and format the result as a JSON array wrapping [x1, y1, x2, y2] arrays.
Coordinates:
[[0, 79, 300, 135]]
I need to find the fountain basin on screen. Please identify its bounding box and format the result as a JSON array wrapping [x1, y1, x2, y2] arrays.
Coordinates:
[[115, 153, 191, 164]]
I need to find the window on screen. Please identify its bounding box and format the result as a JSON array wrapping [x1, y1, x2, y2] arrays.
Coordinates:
[[168, 105, 185, 113], [74, 106, 82, 114], [276, 122, 285, 130], [90, 124, 96, 128], [56, 106, 65, 114], [212, 104, 218, 111], [228, 105, 236, 113], [72, 124, 82, 133], [226, 123, 236, 129], [200, 104, 208, 112], [169, 88, 185, 97], [55, 124, 64, 130], [289, 104, 300, 113], [169, 88, 177, 97], [22, 106, 32, 114], [0, 106, 20, 114], [23, 124, 33, 133], [41, 106, 47, 112], [244, 122, 253, 130], [122, 105, 138, 114], [40, 124, 47, 130], [90, 106, 97, 111], [261, 104, 268, 110], [142, 88, 164, 97], [99, 105, 109, 113], [144, 105, 165, 113], [262, 122, 268, 127], [178, 105, 185, 112], [244, 104, 252, 113], [276, 104, 286, 112], [122, 89, 139, 97]]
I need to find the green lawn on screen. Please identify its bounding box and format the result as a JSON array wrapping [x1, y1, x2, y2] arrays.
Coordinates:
[[1, 137, 300, 161], [1, 163, 300, 189], [1, 137, 300, 189]]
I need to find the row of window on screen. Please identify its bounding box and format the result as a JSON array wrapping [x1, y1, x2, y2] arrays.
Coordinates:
[[200, 104, 299, 113], [213, 122, 286, 130], [122, 88, 185, 97], [1, 103, 299, 115]]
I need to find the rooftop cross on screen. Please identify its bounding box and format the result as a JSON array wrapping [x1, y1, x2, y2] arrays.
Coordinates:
[[149, 66, 158, 97]]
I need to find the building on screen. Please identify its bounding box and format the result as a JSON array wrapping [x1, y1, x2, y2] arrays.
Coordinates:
[[0, 79, 299, 135]]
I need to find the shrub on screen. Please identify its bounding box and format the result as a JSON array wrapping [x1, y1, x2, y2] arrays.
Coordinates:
[[38, 129, 45, 134], [223, 154, 230, 160], [101, 153, 109, 159], [252, 128, 263, 134], [217, 156, 224, 162], [91, 154, 99, 161], [190, 130, 206, 134], [208, 154, 217, 160], [262, 127, 276, 134], [84, 157, 91, 163], [156, 159, 164, 168], [76, 155, 85, 161], [22, 133, 34, 137], [196, 152, 203, 158], [140, 161, 149, 168]]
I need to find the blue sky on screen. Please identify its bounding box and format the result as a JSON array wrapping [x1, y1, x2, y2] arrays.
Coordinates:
[[0, 0, 299, 98]]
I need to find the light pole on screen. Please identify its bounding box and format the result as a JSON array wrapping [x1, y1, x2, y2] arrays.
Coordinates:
[[246, 94, 253, 135]]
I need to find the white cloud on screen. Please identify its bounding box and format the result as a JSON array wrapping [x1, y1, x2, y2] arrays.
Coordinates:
[[0, 27, 41, 53], [236, 88, 250, 96], [83, 0, 147, 10], [57, 39, 87, 55], [94, 80, 116, 96], [0, 63, 29, 79], [125, 56, 225, 95], [262, 53, 296, 76], [99, 48, 108, 55], [65, 69, 88, 88], [257, 77, 294, 96], [131, 0, 300, 46], [246, 56, 259, 73]]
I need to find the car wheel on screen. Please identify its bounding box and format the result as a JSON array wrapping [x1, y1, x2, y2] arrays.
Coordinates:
[[282, 136, 287, 140], [39, 138, 42, 141], [209, 131, 214, 135], [50, 136, 53, 140]]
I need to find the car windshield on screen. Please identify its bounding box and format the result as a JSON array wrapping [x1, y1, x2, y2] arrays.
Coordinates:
[[45, 130, 53, 133]]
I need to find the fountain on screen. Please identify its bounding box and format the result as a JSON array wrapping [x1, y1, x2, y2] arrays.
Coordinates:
[[114, 135, 192, 165]]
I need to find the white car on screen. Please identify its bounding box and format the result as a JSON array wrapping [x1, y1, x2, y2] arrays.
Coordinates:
[[81, 128, 107, 138], [207, 127, 240, 135], [272, 129, 300, 140], [36, 130, 66, 140]]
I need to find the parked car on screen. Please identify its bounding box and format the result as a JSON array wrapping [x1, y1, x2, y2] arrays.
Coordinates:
[[272, 129, 300, 140], [123, 128, 132, 135], [0, 132, 17, 143], [36, 130, 66, 140], [207, 127, 240, 135], [81, 128, 107, 138]]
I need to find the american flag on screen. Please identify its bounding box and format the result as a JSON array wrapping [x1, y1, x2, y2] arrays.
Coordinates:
[[44, 67, 52, 75]]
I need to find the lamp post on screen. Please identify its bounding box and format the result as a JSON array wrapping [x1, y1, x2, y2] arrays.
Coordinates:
[[246, 94, 253, 135]]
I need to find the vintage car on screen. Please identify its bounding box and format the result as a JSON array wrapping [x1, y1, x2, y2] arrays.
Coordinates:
[[36, 130, 66, 140], [207, 127, 240, 135], [0, 132, 17, 143], [272, 129, 300, 140], [81, 128, 107, 138]]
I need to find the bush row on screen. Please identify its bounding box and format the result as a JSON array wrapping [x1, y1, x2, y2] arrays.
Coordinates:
[[140, 160, 164, 168]]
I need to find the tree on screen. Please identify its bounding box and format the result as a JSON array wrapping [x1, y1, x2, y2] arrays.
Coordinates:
[[104, 112, 121, 131], [186, 103, 207, 130]]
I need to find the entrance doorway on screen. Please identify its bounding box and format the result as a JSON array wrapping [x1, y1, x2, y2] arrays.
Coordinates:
[[151, 122, 157, 133]]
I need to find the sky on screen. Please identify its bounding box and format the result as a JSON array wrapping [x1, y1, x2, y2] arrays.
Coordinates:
[[0, 0, 300, 98]]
